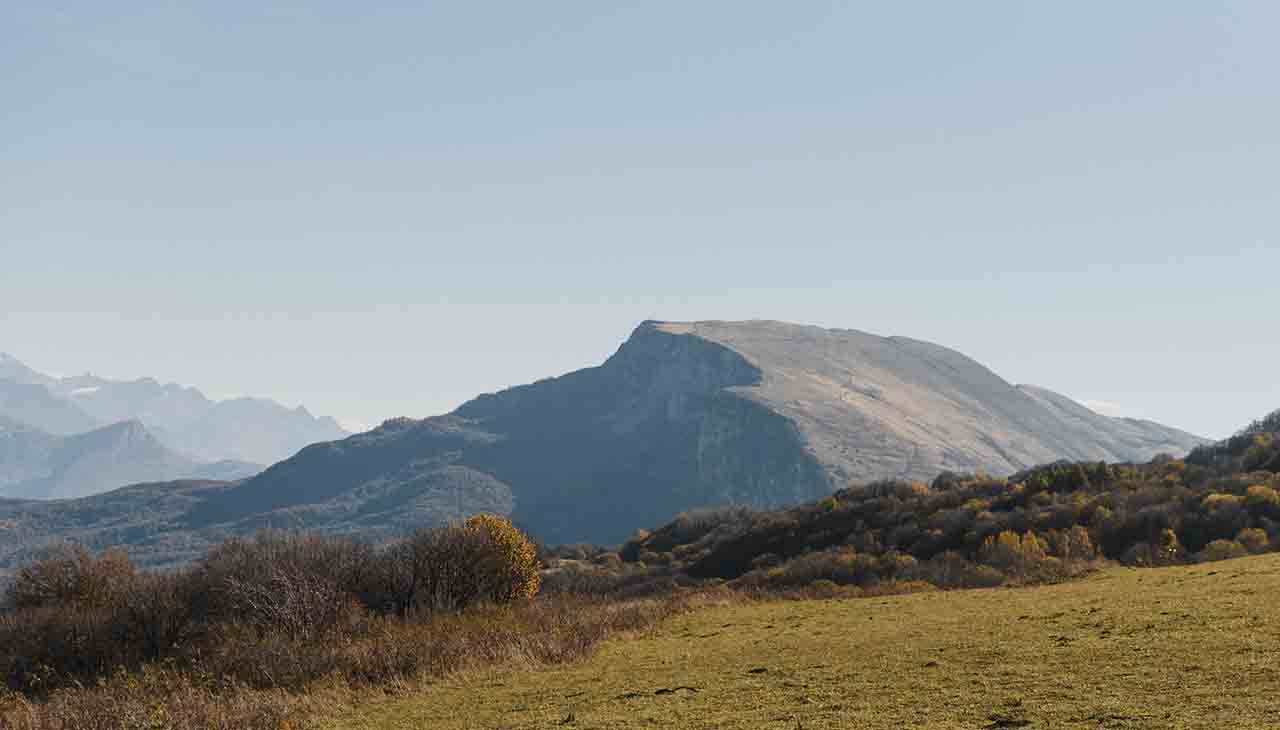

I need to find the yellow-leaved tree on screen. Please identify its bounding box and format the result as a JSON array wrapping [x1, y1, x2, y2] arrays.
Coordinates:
[[464, 514, 542, 602]]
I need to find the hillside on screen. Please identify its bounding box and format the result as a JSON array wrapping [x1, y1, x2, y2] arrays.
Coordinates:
[[602, 405, 1280, 591], [187, 320, 1205, 544], [323, 554, 1280, 729], [660, 321, 1204, 478], [0, 479, 231, 572], [0, 420, 259, 501]]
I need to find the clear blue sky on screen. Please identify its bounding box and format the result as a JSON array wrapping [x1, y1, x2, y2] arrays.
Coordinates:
[[3, 2, 1277, 438]]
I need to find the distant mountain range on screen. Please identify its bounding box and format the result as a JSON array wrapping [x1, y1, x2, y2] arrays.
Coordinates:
[[0, 353, 347, 499], [0, 320, 1210, 564], [0, 353, 348, 464], [0, 378, 100, 435], [0, 418, 258, 500]]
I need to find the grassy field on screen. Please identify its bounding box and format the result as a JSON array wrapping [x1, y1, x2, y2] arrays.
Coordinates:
[[321, 554, 1280, 729]]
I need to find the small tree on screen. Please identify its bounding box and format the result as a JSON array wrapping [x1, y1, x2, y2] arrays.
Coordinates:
[[464, 514, 541, 603], [979, 531, 1047, 577], [1157, 528, 1184, 564]]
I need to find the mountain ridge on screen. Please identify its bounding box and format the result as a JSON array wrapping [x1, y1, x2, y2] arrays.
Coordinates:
[[650, 320, 1203, 481], [0, 320, 1210, 557], [0, 355, 348, 465], [185, 320, 1206, 543], [0, 418, 260, 500]]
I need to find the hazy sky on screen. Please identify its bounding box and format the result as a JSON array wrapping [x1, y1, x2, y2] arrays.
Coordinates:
[[3, 2, 1277, 438]]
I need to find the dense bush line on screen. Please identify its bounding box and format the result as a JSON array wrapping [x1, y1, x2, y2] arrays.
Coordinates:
[[609, 410, 1280, 592], [0, 515, 719, 728], [0, 515, 544, 696], [0, 592, 702, 730]]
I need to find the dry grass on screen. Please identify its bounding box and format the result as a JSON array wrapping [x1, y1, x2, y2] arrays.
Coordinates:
[[0, 669, 330, 730], [0, 591, 732, 730], [321, 553, 1280, 729]]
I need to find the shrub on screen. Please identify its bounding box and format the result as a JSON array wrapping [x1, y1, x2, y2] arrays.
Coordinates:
[[1157, 528, 1185, 564], [464, 515, 541, 603], [1245, 485, 1280, 514], [1120, 542, 1156, 567], [1046, 526, 1096, 562], [912, 552, 1006, 589], [979, 531, 1048, 577], [1236, 527, 1270, 554], [4, 545, 135, 611], [375, 515, 541, 615], [191, 533, 373, 639], [1202, 493, 1245, 512], [1199, 539, 1248, 563], [113, 571, 200, 660]]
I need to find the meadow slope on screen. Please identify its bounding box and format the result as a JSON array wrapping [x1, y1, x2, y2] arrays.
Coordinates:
[[324, 554, 1280, 729]]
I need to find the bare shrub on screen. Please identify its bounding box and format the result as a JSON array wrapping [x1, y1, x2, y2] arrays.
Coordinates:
[[4, 545, 135, 611], [114, 571, 200, 660], [1198, 539, 1248, 563], [1236, 527, 1270, 554], [191, 532, 373, 639], [0, 605, 125, 693], [913, 552, 1006, 589], [737, 549, 880, 589]]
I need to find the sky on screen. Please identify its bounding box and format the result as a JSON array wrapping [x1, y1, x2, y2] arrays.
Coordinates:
[[2, 2, 1277, 438]]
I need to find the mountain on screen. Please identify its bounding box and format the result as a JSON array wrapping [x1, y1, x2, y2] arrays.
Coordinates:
[[0, 419, 261, 500], [0, 416, 61, 486], [0, 354, 348, 464], [183, 320, 1206, 544], [51, 375, 349, 464], [0, 379, 100, 435], [638, 322, 1206, 481], [0, 353, 55, 387], [1015, 385, 1206, 460], [0, 319, 1218, 568], [0, 406, 1261, 577]]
